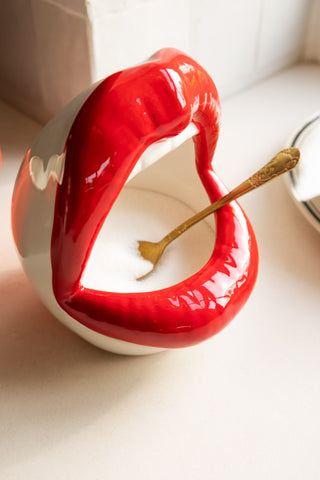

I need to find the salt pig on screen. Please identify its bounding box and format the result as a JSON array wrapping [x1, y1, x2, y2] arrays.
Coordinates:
[[12, 48, 258, 355]]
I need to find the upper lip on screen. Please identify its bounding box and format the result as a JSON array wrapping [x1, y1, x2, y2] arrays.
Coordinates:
[[50, 48, 258, 349]]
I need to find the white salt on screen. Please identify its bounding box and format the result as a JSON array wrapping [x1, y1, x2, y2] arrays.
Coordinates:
[[81, 187, 215, 293]]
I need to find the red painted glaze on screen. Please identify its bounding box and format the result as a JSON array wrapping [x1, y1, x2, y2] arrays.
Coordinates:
[[51, 48, 259, 348]]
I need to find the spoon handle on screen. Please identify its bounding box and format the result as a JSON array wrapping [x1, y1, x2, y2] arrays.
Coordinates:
[[161, 147, 300, 246]]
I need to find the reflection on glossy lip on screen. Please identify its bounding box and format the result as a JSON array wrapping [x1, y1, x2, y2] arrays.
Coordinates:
[[12, 48, 259, 354]]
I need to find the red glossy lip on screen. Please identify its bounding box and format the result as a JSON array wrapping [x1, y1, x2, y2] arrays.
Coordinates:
[[51, 48, 258, 349]]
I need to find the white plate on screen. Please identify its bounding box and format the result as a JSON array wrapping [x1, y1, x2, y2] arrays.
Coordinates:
[[286, 113, 320, 233]]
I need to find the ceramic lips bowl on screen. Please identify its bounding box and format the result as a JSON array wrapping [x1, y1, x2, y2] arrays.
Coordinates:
[[11, 48, 259, 355]]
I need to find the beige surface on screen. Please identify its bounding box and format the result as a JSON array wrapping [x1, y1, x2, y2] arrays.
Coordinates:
[[1, 63, 320, 479]]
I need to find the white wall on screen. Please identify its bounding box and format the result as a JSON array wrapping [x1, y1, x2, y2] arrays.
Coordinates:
[[88, 0, 311, 98], [0, 0, 92, 124], [304, 0, 320, 62], [190, 0, 311, 97], [0, 0, 314, 124]]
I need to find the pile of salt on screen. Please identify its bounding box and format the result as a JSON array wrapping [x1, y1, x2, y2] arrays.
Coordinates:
[[81, 187, 215, 293]]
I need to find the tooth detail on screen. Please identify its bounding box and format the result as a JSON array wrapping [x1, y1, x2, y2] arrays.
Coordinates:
[[29, 153, 65, 190], [127, 122, 199, 183]]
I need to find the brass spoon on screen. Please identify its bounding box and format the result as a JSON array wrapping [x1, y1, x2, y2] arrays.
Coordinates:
[[137, 147, 300, 281]]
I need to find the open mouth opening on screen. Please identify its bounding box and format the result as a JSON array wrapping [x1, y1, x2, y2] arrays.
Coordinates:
[[81, 124, 217, 293]]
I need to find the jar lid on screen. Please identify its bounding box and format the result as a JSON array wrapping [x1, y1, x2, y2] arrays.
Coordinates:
[[286, 113, 320, 233]]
